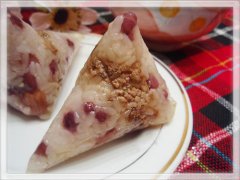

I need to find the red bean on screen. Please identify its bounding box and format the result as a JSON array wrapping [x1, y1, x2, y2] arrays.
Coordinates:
[[35, 141, 47, 156], [49, 59, 58, 75], [95, 110, 108, 123], [23, 72, 38, 92], [66, 39, 74, 48], [63, 111, 79, 133], [124, 12, 137, 22], [83, 102, 95, 114], [147, 74, 159, 89], [121, 12, 137, 40], [28, 53, 39, 64]]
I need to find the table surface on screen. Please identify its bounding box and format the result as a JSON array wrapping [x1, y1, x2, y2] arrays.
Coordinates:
[[20, 7, 237, 174]]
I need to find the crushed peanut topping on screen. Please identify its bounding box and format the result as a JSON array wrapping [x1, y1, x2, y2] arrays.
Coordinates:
[[86, 56, 158, 122]]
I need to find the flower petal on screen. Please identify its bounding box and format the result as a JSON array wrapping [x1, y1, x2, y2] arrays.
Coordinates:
[[29, 12, 51, 30], [81, 8, 98, 25], [78, 25, 91, 33]]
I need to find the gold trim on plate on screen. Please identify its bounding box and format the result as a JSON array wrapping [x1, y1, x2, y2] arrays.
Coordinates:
[[153, 56, 190, 178], [159, 94, 189, 173]]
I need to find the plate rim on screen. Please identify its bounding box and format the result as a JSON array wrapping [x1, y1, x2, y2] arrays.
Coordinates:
[[152, 55, 193, 175]]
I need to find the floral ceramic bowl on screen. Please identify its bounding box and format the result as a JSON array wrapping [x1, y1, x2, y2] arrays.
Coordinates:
[[111, 7, 227, 51]]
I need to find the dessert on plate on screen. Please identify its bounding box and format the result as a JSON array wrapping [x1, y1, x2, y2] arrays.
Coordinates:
[[27, 12, 175, 172], [7, 12, 80, 119]]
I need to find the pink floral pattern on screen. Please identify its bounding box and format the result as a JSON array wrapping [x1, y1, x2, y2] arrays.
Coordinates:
[[29, 8, 98, 32]]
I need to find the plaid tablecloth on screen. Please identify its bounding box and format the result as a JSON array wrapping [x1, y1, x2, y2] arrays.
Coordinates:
[[20, 7, 237, 174]]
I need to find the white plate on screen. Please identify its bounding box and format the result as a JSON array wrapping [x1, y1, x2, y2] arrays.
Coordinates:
[[7, 34, 193, 179]]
